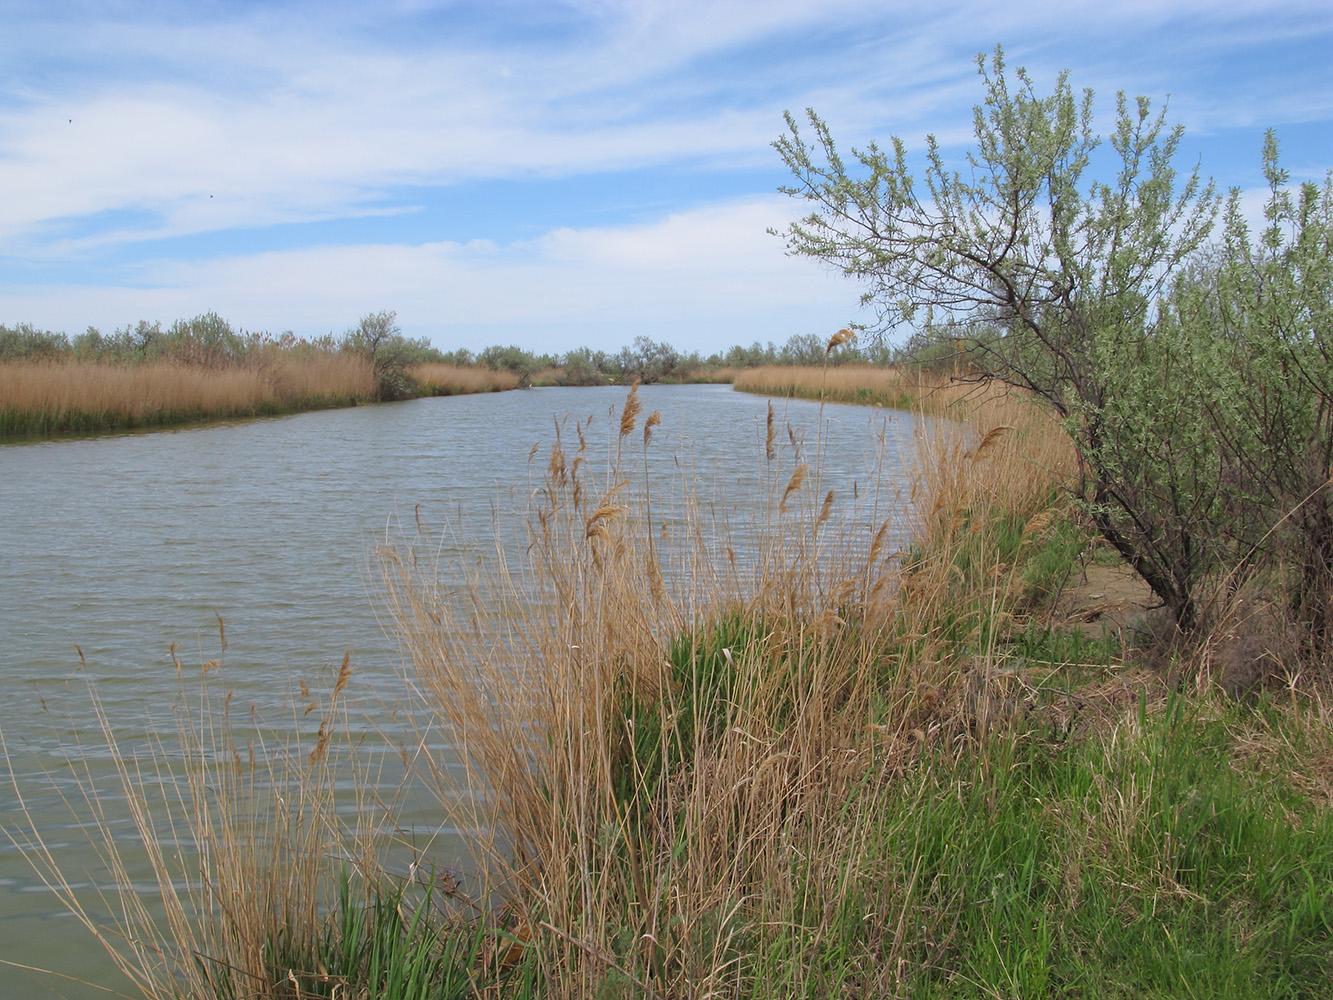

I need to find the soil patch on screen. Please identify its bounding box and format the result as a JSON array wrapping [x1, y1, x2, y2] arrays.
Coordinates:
[[1052, 561, 1157, 634]]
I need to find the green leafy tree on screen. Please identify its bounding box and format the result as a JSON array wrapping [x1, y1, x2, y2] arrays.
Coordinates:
[[166, 311, 246, 366], [559, 346, 611, 386], [0, 322, 69, 359], [479, 344, 540, 385], [345, 310, 419, 401], [1204, 138, 1333, 638], [618, 336, 683, 383], [775, 46, 1221, 629]]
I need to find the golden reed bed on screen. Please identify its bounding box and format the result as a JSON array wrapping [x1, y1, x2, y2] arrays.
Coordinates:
[[733, 363, 940, 411], [0, 354, 374, 435], [0, 356, 518, 437], [409, 362, 519, 395]]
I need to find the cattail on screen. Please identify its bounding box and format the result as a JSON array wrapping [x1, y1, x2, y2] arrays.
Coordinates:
[[647, 556, 665, 602], [585, 501, 626, 539], [309, 720, 330, 765], [548, 440, 566, 482], [765, 402, 776, 461], [866, 518, 890, 566], [333, 650, 352, 700]]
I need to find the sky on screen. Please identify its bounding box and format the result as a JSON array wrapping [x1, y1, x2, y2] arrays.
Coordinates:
[[2, 0, 1330, 358]]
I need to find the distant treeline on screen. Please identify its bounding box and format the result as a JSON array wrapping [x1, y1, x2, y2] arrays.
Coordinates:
[[0, 312, 444, 370], [451, 334, 895, 386], [0, 316, 912, 390]]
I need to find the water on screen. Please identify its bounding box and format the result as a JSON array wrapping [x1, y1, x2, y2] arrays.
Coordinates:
[[0, 384, 920, 997]]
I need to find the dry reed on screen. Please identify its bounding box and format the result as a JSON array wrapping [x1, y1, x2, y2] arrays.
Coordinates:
[[11, 376, 1089, 999], [734, 363, 950, 413], [0, 353, 376, 436], [409, 363, 520, 395], [2, 644, 403, 1000], [378, 385, 971, 997]]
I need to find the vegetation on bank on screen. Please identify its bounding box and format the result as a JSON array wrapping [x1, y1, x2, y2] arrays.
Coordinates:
[[0, 311, 517, 439], [733, 361, 941, 412], [14, 375, 1333, 999], [0, 355, 376, 437], [776, 46, 1333, 650], [8, 46, 1333, 1000]]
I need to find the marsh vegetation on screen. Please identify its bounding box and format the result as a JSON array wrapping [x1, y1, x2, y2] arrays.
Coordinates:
[[9, 370, 1333, 999], [0, 311, 518, 439], [7, 45, 1333, 999]]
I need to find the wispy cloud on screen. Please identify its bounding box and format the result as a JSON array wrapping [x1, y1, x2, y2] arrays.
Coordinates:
[[2, 196, 870, 350], [1, 1, 1328, 350]]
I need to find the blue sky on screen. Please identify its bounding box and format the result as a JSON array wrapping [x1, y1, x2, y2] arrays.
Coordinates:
[[2, 0, 1330, 356]]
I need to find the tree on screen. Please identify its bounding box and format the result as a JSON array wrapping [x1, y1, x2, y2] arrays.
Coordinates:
[[775, 46, 1221, 629], [345, 310, 418, 400], [1204, 138, 1333, 639]]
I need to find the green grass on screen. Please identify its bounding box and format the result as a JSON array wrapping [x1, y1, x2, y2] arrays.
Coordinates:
[[201, 867, 502, 1000], [591, 607, 1333, 997], [736, 694, 1333, 998]]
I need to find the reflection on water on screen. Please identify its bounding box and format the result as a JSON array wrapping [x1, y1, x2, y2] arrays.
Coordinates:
[[0, 384, 919, 997]]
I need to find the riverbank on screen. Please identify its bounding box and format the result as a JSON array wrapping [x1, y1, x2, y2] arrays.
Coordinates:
[[733, 362, 945, 411], [382, 384, 1333, 998], [11, 383, 1333, 998], [0, 357, 519, 440]]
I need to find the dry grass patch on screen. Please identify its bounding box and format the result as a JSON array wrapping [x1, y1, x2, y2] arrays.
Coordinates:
[[0, 353, 375, 436], [380, 385, 919, 997], [410, 362, 520, 395], [734, 363, 952, 412]]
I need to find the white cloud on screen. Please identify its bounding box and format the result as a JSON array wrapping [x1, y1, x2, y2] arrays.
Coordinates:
[[3, 0, 1324, 253], [1, 196, 870, 352], [0, 0, 1327, 352]]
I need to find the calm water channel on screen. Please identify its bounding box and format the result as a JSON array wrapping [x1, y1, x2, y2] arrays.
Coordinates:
[[0, 384, 920, 997]]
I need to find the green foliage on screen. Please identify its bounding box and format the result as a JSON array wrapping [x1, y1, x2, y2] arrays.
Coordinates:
[[615, 335, 685, 383], [164, 311, 247, 366], [869, 698, 1333, 998], [556, 346, 611, 385], [612, 615, 756, 810], [774, 45, 1333, 639], [225, 869, 482, 1000], [343, 310, 423, 401], [478, 344, 558, 386], [1204, 139, 1333, 634], [0, 322, 68, 359]]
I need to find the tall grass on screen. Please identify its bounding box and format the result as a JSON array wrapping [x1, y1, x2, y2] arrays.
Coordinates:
[[378, 381, 1333, 997], [0, 352, 377, 438], [10, 380, 1333, 997], [409, 363, 520, 396], [0, 355, 524, 439], [3, 644, 495, 1000], [381, 383, 909, 997], [734, 363, 947, 412]]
